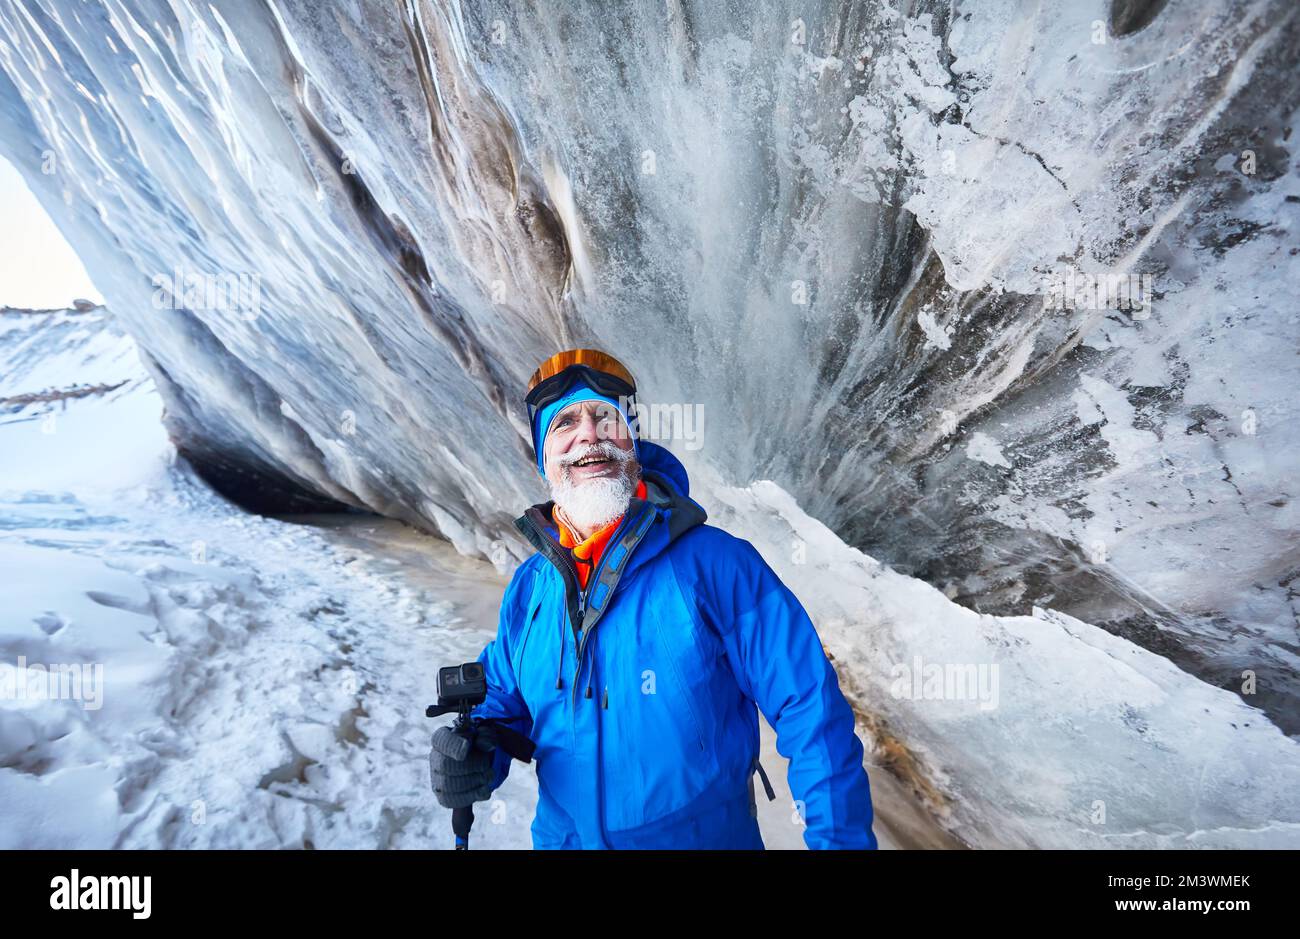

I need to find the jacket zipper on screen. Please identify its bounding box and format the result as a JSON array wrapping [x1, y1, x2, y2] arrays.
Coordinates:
[[574, 505, 649, 851], [569, 504, 650, 708], [515, 501, 654, 850]]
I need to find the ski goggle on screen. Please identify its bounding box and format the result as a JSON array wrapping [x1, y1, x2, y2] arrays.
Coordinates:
[[524, 349, 638, 427]]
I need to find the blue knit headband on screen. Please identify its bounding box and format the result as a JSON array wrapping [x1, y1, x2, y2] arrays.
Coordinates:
[[532, 380, 639, 476]]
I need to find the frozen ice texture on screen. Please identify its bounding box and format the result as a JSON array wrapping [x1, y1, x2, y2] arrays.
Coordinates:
[[0, 1, 1297, 737]]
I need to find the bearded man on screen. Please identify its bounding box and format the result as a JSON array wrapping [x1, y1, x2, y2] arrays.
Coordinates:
[[430, 349, 878, 850]]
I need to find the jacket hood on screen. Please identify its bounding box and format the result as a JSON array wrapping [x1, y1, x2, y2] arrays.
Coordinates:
[[632, 440, 707, 547]]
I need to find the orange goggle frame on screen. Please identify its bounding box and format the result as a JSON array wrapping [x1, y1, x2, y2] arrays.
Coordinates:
[[526, 349, 636, 398], [525, 349, 638, 422]]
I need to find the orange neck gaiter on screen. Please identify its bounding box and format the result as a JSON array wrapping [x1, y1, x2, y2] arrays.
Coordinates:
[[555, 479, 648, 590]]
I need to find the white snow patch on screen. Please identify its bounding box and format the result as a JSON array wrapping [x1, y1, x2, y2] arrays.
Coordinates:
[[965, 431, 1010, 468]]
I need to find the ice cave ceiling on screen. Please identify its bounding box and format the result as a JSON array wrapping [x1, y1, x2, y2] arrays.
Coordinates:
[[1, 0, 1297, 729]]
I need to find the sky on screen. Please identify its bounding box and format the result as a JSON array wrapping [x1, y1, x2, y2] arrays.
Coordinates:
[[0, 154, 102, 309]]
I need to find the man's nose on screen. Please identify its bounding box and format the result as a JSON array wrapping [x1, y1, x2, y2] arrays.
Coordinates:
[[573, 409, 602, 446]]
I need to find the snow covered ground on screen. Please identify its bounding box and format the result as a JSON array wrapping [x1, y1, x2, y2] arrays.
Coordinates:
[[0, 306, 516, 847], [2, 306, 1297, 849]]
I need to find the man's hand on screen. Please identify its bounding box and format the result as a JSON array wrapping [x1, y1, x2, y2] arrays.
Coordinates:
[[428, 723, 499, 809]]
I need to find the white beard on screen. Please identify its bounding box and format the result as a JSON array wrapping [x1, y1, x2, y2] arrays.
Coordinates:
[[550, 448, 638, 535]]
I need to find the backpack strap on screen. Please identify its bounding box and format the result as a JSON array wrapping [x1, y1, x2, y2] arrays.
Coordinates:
[[753, 757, 776, 802]]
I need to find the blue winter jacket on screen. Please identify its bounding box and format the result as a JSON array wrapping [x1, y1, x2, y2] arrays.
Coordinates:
[[469, 440, 878, 849]]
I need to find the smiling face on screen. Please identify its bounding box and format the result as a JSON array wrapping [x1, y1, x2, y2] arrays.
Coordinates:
[[543, 399, 638, 489], [543, 399, 640, 539]]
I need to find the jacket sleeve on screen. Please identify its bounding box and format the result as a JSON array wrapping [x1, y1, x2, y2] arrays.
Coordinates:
[[692, 534, 878, 849], [467, 564, 536, 793]]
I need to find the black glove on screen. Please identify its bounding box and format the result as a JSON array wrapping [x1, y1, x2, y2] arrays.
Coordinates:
[[429, 722, 499, 809]]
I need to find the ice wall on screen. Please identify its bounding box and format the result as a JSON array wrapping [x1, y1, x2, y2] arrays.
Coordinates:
[[1, 0, 1296, 728]]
